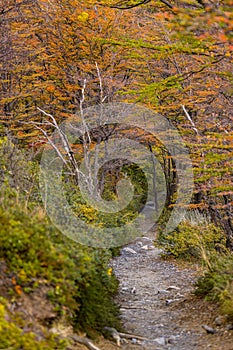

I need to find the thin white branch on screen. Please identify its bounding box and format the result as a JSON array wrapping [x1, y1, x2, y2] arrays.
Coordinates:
[[22, 113, 91, 187], [95, 61, 108, 127], [80, 79, 91, 136], [93, 141, 100, 198], [71, 335, 102, 350], [216, 122, 229, 134], [79, 80, 95, 194], [21, 121, 69, 168], [37, 107, 79, 172], [95, 62, 106, 104], [181, 105, 199, 135]]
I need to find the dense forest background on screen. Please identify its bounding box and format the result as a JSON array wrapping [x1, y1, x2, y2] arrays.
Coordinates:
[[0, 0, 232, 348]]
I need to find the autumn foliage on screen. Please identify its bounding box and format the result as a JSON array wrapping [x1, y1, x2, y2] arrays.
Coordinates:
[[0, 0, 232, 244]]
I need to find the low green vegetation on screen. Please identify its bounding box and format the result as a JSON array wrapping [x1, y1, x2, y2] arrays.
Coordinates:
[[158, 210, 226, 261], [0, 204, 120, 330], [65, 162, 148, 229], [0, 138, 121, 345], [158, 209, 233, 321], [195, 254, 233, 322]]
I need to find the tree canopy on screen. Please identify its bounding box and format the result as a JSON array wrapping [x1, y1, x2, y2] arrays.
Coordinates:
[[0, 0, 232, 243]]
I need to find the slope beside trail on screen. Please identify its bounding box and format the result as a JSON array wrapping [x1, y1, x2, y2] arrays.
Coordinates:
[[106, 236, 233, 350]]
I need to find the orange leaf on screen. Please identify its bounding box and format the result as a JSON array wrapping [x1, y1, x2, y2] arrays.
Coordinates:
[[15, 285, 22, 295]]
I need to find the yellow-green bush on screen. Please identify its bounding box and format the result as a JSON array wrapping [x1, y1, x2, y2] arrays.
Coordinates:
[[158, 212, 226, 261], [0, 203, 120, 333]]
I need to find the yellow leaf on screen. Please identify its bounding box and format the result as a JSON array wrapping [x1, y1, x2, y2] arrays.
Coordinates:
[[77, 12, 89, 23], [107, 268, 113, 276]]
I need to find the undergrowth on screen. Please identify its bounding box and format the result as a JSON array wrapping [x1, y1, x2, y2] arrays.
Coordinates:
[[158, 210, 226, 262], [0, 137, 121, 344], [158, 209, 233, 321], [0, 199, 121, 334], [194, 253, 233, 321]]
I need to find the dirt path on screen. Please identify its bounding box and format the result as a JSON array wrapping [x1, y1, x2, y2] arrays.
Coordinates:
[[109, 236, 233, 350]]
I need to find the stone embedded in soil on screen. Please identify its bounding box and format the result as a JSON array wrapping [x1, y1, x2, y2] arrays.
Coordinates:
[[214, 315, 226, 326], [122, 247, 137, 255], [168, 335, 178, 344], [140, 245, 155, 251], [226, 324, 233, 331], [166, 285, 181, 291], [166, 298, 181, 305], [154, 337, 166, 345], [202, 325, 217, 334]]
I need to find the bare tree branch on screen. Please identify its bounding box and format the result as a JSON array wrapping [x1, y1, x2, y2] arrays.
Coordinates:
[[111, 0, 152, 9], [20, 120, 70, 168], [95, 62, 107, 103], [196, 0, 206, 8], [181, 105, 199, 135], [71, 334, 102, 350], [111, 0, 174, 10], [37, 107, 79, 173], [31, 109, 88, 187], [79, 80, 96, 195], [110, 0, 207, 10]]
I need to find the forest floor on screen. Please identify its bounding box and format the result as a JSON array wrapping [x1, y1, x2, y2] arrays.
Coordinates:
[[95, 235, 233, 350]]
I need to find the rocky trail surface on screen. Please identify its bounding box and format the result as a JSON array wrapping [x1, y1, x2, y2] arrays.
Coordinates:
[[105, 236, 233, 350]]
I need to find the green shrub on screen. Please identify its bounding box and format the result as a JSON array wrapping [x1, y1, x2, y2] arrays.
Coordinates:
[[195, 254, 233, 321], [0, 137, 40, 209], [75, 263, 121, 335], [158, 210, 226, 261], [0, 136, 122, 336], [0, 205, 120, 332]]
